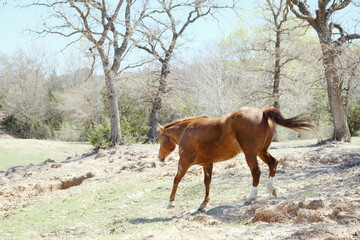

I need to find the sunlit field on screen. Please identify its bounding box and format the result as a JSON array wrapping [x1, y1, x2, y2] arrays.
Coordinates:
[[0, 139, 92, 171]]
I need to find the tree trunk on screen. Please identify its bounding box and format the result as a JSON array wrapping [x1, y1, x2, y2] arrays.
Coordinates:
[[272, 28, 281, 141], [343, 65, 356, 115], [146, 95, 161, 142], [145, 62, 169, 142], [320, 42, 351, 142], [105, 71, 122, 145], [273, 28, 281, 110]]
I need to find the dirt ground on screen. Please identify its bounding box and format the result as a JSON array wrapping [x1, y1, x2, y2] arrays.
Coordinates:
[[0, 139, 360, 239]]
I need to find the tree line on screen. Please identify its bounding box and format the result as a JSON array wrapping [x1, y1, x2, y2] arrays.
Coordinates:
[[0, 0, 359, 147]]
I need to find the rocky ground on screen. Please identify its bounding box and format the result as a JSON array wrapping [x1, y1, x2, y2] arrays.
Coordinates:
[[0, 139, 359, 239]]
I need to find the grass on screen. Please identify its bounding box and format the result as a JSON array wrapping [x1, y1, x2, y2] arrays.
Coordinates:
[[351, 136, 360, 144], [0, 170, 252, 239], [0, 139, 92, 171], [1, 137, 359, 239], [0, 178, 185, 239]]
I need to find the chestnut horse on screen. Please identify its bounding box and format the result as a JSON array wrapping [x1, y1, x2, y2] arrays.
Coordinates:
[[157, 107, 316, 211]]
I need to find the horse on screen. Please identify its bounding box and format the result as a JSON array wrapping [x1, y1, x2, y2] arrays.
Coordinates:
[[157, 107, 316, 211]]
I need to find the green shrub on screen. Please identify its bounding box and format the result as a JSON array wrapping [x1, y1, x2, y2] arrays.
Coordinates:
[[100, 88, 151, 143], [2, 116, 31, 138], [348, 104, 360, 136], [2, 116, 54, 139], [117, 90, 151, 143], [121, 116, 150, 143], [87, 120, 112, 149]]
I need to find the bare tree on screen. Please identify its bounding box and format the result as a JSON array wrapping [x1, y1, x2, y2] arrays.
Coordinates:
[[57, 74, 104, 127], [25, 0, 149, 145], [0, 49, 53, 137], [250, 0, 309, 140], [262, 0, 308, 109], [182, 46, 241, 117], [287, 0, 360, 142], [135, 0, 236, 142], [340, 45, 360, 114]]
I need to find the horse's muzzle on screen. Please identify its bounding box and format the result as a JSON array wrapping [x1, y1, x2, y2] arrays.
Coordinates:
[[157, 153, 164, 162]]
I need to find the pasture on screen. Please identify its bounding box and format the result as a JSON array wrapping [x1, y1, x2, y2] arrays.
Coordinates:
[[0, 138, 359, 239], [0, 139, 92, 171]]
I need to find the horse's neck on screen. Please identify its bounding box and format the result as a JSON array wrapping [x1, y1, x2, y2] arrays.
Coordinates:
[[165, 116, 209, 143], [165, 122, 189, 144]]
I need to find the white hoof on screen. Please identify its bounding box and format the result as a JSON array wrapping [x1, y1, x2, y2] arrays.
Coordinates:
[[167, 201, 175, 209], [266, 177, 278, 197], [245, 186, 258, 205]]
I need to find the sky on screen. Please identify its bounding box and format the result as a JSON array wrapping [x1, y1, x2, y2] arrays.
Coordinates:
[[0, 1, 255, 71], [0, 1, 358, 73]]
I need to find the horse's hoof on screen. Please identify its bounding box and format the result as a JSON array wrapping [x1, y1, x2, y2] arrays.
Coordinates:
[[167, 201, 175, 209], [197, 203, 206, 212]]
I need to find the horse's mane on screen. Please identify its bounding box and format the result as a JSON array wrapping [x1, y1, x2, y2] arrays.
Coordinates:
[[164, 116, 209, 129]]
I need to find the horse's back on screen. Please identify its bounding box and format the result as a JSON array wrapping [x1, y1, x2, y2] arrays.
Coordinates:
[[178, 112, 241, 163], [177, 107, 273, 164]]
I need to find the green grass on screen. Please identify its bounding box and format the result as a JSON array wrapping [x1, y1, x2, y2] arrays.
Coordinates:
[[1, 138, 359, 239], [0, 139, 92, 171], [0, 172, 251, 239], [351, 136, 360, 144], [0, 178, 177, 239]]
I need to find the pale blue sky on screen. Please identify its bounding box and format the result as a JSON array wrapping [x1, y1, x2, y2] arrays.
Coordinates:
[[0, 1, 358, 72], [0, 2, 252, 69]]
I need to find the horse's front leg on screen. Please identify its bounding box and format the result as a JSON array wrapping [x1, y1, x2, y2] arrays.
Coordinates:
[[168, 159, 190, 209], [198, 163, 213, 211], [244, 154, 261, 205]]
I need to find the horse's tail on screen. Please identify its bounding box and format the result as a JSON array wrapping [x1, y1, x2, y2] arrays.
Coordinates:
[[263, 108, 317, 133]]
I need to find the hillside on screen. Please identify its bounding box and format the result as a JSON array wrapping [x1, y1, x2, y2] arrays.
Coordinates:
[[0, 139, 359, 239]]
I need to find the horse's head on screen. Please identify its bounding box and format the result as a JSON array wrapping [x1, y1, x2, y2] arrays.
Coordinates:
[[157, 123, 176, 162]]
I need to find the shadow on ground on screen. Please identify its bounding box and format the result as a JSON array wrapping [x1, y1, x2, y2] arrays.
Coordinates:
[[204, 203, 255, 223]]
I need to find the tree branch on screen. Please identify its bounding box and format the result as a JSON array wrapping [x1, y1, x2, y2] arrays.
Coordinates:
[[287, 0, 315, 25], [326, 0, 352, 18], [317, 0, 331, 21], [336, 33, 360, 45]]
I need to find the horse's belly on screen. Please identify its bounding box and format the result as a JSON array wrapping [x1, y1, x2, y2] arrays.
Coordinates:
[[211, 139, 242, 162]]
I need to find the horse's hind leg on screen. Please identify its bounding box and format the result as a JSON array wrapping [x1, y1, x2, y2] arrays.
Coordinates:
[[244, 153, 261, 205], [168, 159, 190, 209], [198, 163, 213, 211], [258, 151, 278, 197]]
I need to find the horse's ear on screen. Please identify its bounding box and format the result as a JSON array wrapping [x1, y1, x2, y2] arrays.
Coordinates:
[[158, 123, 165, 133]]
